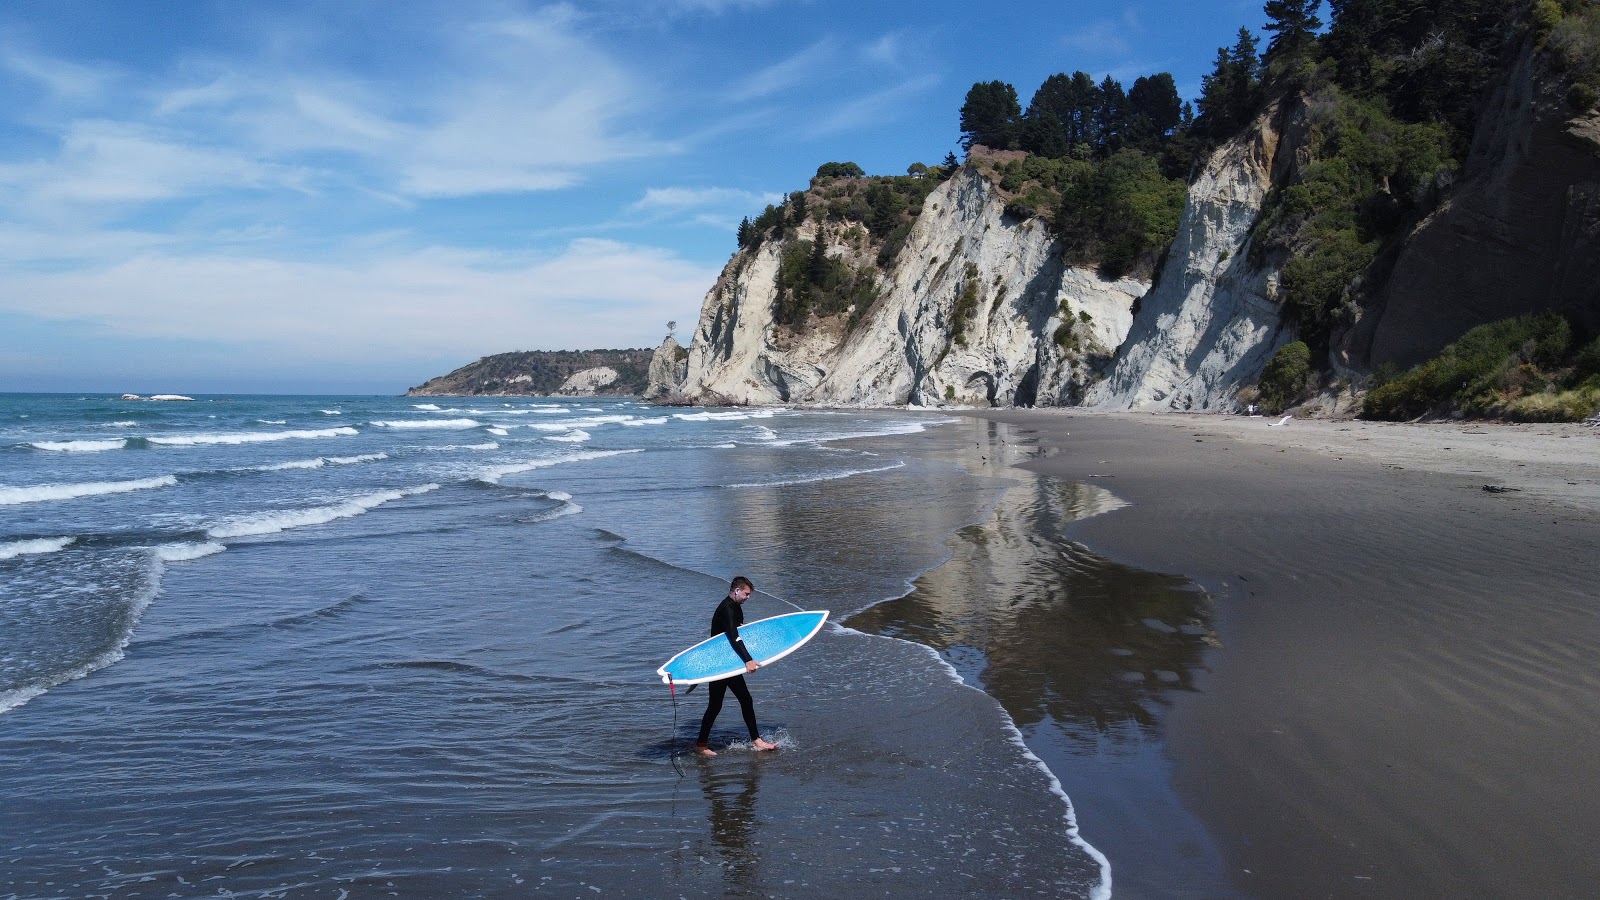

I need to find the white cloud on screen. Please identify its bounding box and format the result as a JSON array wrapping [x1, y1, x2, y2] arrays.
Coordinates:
[[631, 186, 778, 211], [0, 120, 301, 211], [5, 8, 673, 205], [0, 237, 718, 362], [861, 33, 904, 67]]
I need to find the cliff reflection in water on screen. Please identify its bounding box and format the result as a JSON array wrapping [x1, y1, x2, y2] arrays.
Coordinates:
[[847, 464, 1215, 745]]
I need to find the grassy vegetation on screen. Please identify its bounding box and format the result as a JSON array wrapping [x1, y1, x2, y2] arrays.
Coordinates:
[[1362, 313, 1600, 421]]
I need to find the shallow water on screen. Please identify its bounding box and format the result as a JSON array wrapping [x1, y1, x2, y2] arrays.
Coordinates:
[[2, 395, 1146, 897]]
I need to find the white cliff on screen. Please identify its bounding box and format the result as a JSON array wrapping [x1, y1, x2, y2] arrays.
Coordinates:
[[672, 168, 1147, 407], [1087, 104, 1296, 411], [556, 366, 619, 395], [659, 108, 1306, 411]]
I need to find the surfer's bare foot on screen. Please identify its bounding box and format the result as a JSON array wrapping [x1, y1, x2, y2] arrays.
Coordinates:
[[752, 738, 779, 751], [695, 744, 717, 757]]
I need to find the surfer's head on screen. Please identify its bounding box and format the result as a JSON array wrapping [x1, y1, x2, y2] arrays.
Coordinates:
[[730, 575, 753, 603]]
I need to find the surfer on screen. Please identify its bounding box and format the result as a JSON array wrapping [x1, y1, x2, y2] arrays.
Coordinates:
[[696, 576, 780, 756]]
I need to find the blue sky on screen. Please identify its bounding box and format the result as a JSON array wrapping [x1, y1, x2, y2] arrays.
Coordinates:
[[0, 0, 1267, 394]]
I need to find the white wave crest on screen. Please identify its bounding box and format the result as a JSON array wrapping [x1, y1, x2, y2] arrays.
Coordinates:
[[544, 490, 572, 502], [769, 420, 955, 446], [425, 442, 499, 452], [256, 419, 287, 425], [477, 449, 642, 485], [529, 414, 639, 431], [153, 541, 226, 562], [30, 438, 127, 452], [0, 475, 177, 506], [370, 418, 480, 429], [208, 484, 440, 539], [103, 421, 139, 428], [413, 403, 443, 410], [324, 453, 388, 465], [149, 427, 358, 446], [621, 416, 670, 426], [251, 452, 388, 472], [725, 460, 906, 489], [545, 429, 591, 443], [321, 409, 342, 415], [487, 427, 510, 436], [0, 536, 76, 560]]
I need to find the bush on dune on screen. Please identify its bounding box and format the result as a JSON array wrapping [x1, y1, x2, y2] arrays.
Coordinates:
[[1362, 313, 1600, 421]]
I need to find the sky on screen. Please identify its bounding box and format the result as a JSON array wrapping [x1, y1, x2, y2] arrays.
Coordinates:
[[0, 0, 1269, 394]]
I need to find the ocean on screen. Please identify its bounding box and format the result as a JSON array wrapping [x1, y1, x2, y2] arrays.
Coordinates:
[[1, 393, 1217, 898]]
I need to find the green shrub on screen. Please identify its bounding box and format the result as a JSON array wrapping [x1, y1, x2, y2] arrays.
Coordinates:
[[1257, 341, 1312, 413], [1362, 313, 1592, 421]]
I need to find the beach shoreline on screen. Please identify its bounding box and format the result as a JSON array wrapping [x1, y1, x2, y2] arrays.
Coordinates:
[[963, 409, 1600, 898]]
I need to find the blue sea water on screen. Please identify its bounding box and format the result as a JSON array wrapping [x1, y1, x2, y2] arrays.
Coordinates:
[[0, 393, 1126, 898]]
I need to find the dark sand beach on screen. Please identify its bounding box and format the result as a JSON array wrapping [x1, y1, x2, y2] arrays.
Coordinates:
[[966, 410, 1600, 898]]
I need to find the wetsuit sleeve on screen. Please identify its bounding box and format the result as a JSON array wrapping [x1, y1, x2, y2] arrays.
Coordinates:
[[712, 598, 754, 663]]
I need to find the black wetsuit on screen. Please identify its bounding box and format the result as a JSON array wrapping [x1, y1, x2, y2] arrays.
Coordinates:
[[696, 595, 759, 746]]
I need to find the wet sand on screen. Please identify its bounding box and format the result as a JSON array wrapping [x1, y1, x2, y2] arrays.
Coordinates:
[[970, 410, 1600, 899]]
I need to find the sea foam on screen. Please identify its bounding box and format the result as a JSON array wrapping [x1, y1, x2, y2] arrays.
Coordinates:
[[153, 541, 226, 562], [0, 475, 177, 506], [0, 536, 76, 560], [208, 484, 440, 538], [477, 449, 642, 485], [370, 418, 481, 429], [725, 460, 906, 488], [250, 452, 388, 472], [149, 427, 358, 446]]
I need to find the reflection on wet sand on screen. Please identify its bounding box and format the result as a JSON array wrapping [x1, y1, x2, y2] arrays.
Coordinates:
[[847, 425, 1215, 745], [702, 762, 760, 895]]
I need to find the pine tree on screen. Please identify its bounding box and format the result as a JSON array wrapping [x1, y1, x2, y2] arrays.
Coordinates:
[[959, 81, 1022, 151], [1263, 0, 1324, 62], [736, 217, 751, 248], [807, 234, 828, 286]]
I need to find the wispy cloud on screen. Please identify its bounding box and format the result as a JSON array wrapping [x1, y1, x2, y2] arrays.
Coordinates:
[[4, 8, 674, 206], [0, 44, 110, 99], [726, 40, 837, 101], [1059, 12, 1141, 61], [807, 74, 940, 137]]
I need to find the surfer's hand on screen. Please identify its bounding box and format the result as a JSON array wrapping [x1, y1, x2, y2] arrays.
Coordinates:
[[745, 660, 760, 673]]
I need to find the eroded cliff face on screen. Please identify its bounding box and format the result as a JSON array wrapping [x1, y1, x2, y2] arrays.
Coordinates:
[[667, 169, 1147, 407], [1087, 102, 1298, 411], [1343, 38, 1600, 370]]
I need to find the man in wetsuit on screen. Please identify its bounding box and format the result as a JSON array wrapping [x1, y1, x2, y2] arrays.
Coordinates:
[[695, 575, 780, 756]]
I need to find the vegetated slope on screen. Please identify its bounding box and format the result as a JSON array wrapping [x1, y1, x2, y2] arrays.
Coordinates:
[[407, 349, 653, 396]]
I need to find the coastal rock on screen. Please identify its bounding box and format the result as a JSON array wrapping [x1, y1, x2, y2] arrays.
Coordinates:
[[1087, 101, 1296, 412], [644, 335, 689, 400], [1342, 37, 1600, 370], [556, 366, 619, 396], [678, 168, 1146, 407]]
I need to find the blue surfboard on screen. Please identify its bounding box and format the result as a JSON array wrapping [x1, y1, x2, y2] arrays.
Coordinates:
[[658, 610, 829, 686]]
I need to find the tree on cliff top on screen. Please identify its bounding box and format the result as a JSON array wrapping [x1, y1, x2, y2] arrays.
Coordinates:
[[960, 80, 1021, 150]]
